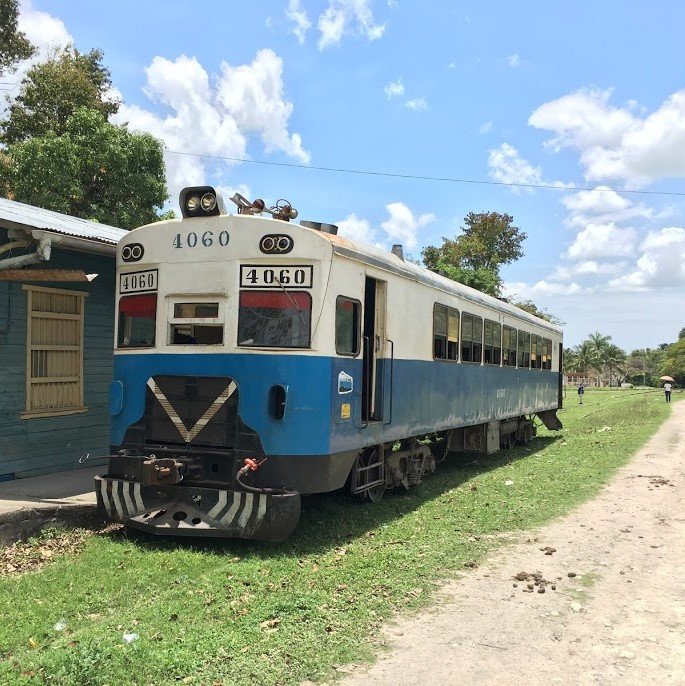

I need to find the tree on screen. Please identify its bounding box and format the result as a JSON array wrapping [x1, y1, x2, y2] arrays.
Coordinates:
[[1, 46, 120, 144], [1, 108, 167, 229], [422, 211, 527, 297], [0, 0, 34, 77], [678, 327, 685, 340], [509, 298, 564, 326], [661, 338, 685, 385]]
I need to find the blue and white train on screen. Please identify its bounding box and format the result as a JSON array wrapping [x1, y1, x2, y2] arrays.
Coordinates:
[[95, 187, 563, 540]]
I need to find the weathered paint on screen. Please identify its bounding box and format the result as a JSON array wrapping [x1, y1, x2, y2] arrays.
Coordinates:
[[0, 232, 115, 478]]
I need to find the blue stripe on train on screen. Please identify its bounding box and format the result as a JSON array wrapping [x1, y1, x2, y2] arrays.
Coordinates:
[[110, 354, 559, 456]]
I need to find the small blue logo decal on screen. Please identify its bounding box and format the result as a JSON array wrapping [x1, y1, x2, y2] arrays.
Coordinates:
[[338, 371, 353, 394]]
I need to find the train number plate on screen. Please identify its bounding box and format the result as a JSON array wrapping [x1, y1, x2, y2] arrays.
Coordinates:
[[119, 269, 158, 294], [240, 265, 313, 289]]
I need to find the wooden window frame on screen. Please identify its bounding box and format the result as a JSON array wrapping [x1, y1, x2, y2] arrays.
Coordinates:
[[21, 285, 88, 420], [502, 325, 517, 367], [484, 319, 502, 366]]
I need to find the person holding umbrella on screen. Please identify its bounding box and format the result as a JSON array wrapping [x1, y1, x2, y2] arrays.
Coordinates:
[[660, 375, 674, 403]]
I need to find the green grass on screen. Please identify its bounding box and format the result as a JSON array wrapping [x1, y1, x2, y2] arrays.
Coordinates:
[[0, 390, 673, 686]]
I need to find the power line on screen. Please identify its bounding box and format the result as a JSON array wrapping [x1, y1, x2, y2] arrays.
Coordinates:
[[164, 148, 685, 198]]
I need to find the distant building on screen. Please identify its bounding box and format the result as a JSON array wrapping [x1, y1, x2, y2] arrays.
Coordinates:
[[0, 199, 125, 480], [564, 371, 602, 387]]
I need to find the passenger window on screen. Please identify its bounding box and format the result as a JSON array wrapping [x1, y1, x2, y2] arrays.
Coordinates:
[[434, 304, 459, 361], [336, 297, 361, 356], [503, 325, 517, 366], [238, 291, 311, 348], [518, 331, 531, 369], [170, 301, 223, 345], [484, 319, 502, 365], [462, 313, 483, 363], [531, 334, 543, 370], [542, 338, 553, 370]]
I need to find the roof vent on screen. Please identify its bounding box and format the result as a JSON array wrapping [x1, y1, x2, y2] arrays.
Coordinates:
[[300, 221, 338, 235], [391, 244, 405, 261]]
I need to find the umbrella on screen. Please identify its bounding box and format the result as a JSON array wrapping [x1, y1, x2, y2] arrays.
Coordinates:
[[660, 376, 675, 382]]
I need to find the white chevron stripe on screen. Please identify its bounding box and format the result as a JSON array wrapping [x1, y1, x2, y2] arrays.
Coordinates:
[[207, 491, 228, 519], [238, 493, 254, 529], [133, 483, 144, 511], [99, 479, 112, 516], [254, 494, 267, 527], [146, 378, 237, 443], [221, 492, 242, 525], [111, 481, 125, 519], [122, 482, 135, 515]]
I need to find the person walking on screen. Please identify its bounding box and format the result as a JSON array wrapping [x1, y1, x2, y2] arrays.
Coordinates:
[[664, 382, 672, 403], [578, 383, 585, 405]]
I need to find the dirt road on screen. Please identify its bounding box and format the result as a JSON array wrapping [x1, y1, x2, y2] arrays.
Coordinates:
[[339, 401, 685, 686]]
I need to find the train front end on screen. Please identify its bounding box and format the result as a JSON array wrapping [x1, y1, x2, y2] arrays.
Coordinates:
[[95, 187, 335, 541]]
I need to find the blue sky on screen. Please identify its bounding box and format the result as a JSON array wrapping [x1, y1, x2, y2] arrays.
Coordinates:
[[14, 1, 685, 349]]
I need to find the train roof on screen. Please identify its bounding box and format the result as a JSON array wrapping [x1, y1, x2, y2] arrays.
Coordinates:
[[317, 228, 562, 336]]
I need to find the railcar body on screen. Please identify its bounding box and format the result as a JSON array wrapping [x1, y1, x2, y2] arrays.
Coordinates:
[[96, 187, 563, 540]]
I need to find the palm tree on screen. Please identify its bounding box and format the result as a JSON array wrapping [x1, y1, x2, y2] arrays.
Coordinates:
[[575, 341, 600, 383], [587, 332, 612, 385], [603, 344, 627, 386]]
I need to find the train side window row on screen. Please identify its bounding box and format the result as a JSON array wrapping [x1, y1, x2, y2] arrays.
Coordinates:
[[432, 303, 554, 369]]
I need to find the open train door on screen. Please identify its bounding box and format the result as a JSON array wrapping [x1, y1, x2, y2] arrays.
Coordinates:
[[362, 277, 387, 423]]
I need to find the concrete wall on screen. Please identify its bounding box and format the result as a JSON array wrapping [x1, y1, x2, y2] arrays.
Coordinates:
[[0, 234, 115, 479]]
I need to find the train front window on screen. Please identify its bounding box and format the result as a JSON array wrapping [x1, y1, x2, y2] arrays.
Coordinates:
[[238, 291, 312, 348], [170, 301, 223, 345], [118, 294, 156, 348]]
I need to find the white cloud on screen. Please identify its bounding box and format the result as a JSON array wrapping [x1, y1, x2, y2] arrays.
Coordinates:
[[447, 61, 457, 70], [317, 0, 386, 50], [380, 202, 434, 250], [561, 187, 657, 229], [405, 97, 427, 111], [384, 78, 404, 100], [18, 0, 71, 55], [506, 53, 521, 68], [115, 50, 309, 200], [503, 280, 585, 298], [285, 0, 312, 45], [529, 87, 685, 185], [549, 260, 624, 282], [337, 213, 376, 243], [565, 222, 637, 260], [608, 227, 685, 291], [478, 121, 493, 134], [487, 143, 544, 190]]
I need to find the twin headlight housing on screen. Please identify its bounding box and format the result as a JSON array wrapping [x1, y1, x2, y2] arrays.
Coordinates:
[[179, 186, 226, 218]]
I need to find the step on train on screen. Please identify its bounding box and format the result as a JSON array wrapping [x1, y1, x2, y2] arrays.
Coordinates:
[[95, 187, 563, 540]]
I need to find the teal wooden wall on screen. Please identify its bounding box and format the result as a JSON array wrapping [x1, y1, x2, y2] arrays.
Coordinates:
[[0, 233, 115, 478]]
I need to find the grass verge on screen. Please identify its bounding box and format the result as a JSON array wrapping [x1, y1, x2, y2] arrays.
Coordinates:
[[0, 390, 673, 685]]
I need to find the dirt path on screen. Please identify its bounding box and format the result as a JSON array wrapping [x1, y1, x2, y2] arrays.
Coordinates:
[[339, 401, 685, 686]]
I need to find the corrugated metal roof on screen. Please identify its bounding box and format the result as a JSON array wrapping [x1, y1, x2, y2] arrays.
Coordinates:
[[0, 198, 126, 245]]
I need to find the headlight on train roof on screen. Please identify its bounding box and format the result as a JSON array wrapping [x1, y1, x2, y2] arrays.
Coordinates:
[[179, 186, 226, 218]]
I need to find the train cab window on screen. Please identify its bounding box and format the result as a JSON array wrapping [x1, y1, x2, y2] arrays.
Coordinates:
[[118, 294, 156, 348], [503, 325, 517, 366], [517, 331, 531, 369], [542, 338, 553, 370], [336, 297, 361, 356], [434, 304, 459, 360], [461, 313, 483, 363], [238, 291, 311, 348], [169, 302, 223, 345], [484, 319, 502, 365], [531, 334, 543, 369]]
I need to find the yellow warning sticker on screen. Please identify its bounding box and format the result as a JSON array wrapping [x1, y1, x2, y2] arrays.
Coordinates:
[[340, 403, 351, 419]]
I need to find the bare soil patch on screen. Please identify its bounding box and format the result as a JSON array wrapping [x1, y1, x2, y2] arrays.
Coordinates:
[[339, 402, 685, 686]]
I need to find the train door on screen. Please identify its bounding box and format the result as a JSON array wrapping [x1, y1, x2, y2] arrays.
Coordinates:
[[362, 277, 386, 423]]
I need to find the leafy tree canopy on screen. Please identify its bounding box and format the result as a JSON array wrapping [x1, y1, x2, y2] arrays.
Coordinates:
[[422, 211, 527, 297], [661, 337, 685, 385], [509, 298, 564, 326], [1, 108, 167, 229], [1, 46, 120, 144], [0, 0, 34, 77], [678, 327, 685, 340]]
